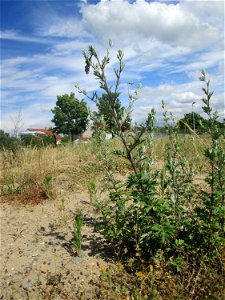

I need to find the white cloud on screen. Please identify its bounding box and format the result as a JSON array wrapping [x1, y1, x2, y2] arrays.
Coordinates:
[[1, 0, 224, 132], [183, 0, 224, 22], [81, 0, 220, 49], [50, 40, 89, 55], [0, 50, 100, 132], [42, 18, 90, 38], [0, 30, 53, 44], [132, 75, 224, 124], [1, 107, 53, 133], [171, 48, 224, 75]]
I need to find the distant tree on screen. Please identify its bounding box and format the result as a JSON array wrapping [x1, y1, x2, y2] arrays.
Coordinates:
[[0, 130, 21, 152], [214, 118, 225, 132], [51, 93, 89, 141], [10, 110, 24, 138], [93, 93, 131, 135], [177, 112, 208, 133], [178, 112, 224, 134]]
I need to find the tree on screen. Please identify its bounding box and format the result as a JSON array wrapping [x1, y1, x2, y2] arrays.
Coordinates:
[[93, 92, 131, 135], [51, 93, 89, 141], [10, 110, 24, 138], [177, 112, 208, 133], [178, 112, 224, 134]]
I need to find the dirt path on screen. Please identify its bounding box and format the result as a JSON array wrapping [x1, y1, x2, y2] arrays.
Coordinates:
[[0, 192, 115, 299]]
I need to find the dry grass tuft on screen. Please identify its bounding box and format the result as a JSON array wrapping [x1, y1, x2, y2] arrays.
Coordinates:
[[0, 143, 100, 205], [0, 136, 211, 205], [1, 181, 48, 205]]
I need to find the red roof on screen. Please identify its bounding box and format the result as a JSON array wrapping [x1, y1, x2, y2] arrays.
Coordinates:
[[27, 128, 62, 139]]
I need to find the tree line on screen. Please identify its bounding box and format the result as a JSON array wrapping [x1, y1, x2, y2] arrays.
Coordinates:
[[50, 92, 224, 138], [1, 92, 224, 151]]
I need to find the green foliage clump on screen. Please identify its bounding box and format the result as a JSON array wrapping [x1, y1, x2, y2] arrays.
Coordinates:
[[43, 174, 54, 199], [61, 135, 71, 145], [178, 112, 208, 133], [178, 111, 224, 134], [72, 214, 84, 255], [51, 93, 89, 140], [80, 43, 224, 296], [0, 130, 21, 152], [21, 134, 56, 148], [93, 93, 131, 135]]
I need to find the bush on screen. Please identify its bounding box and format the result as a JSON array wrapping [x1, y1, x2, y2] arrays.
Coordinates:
[[177, 112, 225, 134], [21, 134, 56, 148], [0, 130, 21, 152], [79, 44, 224, 296], [61, 135, 71, 145]]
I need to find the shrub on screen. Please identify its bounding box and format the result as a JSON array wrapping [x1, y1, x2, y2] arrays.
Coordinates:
[[61, 135, 71, 145], [79, 44, 224, 293], [0, 130, 21, 152], [21, 134, 56, 148]]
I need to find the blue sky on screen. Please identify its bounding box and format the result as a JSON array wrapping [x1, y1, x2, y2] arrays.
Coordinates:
[[1, 0, 224, 132]]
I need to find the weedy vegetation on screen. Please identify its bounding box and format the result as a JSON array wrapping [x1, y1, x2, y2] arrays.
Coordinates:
[[0, 143, 100, 204], [72, 214, 84, 255], [78, 43, 225, 299], [0, 42, 224, 299]]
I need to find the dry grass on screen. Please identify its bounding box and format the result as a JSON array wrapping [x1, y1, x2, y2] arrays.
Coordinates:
[[92, 261, 225, 300], [0, 143, 100, 204], [153, 134, 211, 169], [0, 135, 212, 205], [0, 136, 224, 299]]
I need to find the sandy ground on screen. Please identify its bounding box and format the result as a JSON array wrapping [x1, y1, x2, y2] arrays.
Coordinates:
[[0, 191, 115, 300]]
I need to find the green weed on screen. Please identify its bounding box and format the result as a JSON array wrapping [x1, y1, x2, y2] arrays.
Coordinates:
[[72, 214, 84, 255], [78, 44, 225, 298], [43, 174, 55, 199]]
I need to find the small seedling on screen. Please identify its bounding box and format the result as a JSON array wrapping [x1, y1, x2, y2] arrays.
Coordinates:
[[60, 197, 66, 211], [87, 179, 97, 203], [72, 214, 84, 255], [43, 174, 54, 199]]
